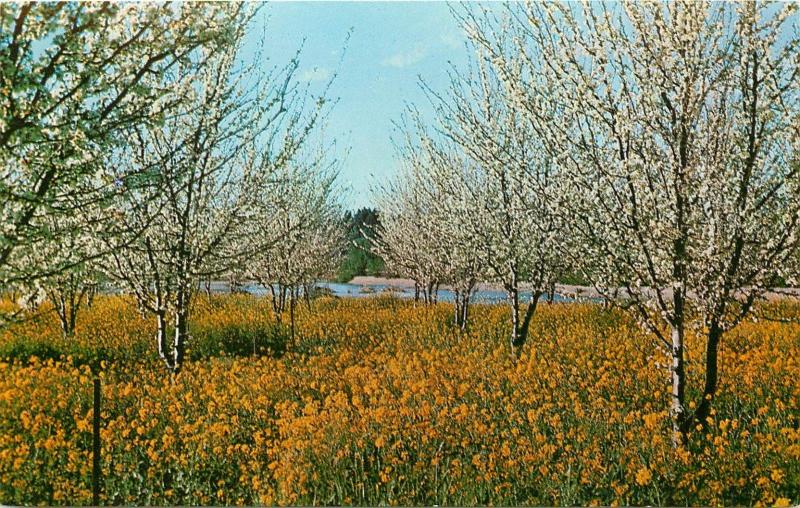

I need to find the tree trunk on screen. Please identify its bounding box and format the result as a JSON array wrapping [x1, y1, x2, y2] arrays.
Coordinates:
[[173, 305, 188, 374], [426, 280, 435, 305], [453, 290, 462, 327], [68, 293, 78, 337], [303, 283, 312, 310], [453, 288, 472, 331], [156, 308, 172, 371], [459, 291, 471, 331], [57, 299, 71, 338], [49, 284, 86, 339], [681, 323, 723, 436], [86, 284, 97, 308], [669, 319, 687, 445], [269, 285, 283, 323], [51, 291, 69, 338], [510, 288, 541, 359], [172, 287, 190, 374], [510, 285, 521, 351], [289, 290, 296, 346]]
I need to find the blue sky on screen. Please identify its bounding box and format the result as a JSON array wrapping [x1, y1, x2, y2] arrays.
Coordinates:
[[248, 2, 486, 210]]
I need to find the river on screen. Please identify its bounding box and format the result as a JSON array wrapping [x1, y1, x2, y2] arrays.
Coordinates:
[[240, 281, 578, 304]]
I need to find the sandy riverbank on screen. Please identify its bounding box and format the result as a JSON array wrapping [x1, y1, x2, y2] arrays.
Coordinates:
[[198, 277, 800, 302], [348, 276, 605, 299], [347, 276, 800, 302]]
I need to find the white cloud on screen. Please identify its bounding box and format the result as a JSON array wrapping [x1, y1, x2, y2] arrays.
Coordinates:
[[300, 67, 331, 83], [381, 44, 426, 68]]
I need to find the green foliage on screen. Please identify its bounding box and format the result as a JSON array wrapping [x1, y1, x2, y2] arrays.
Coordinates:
[[0, 335, 149, 373], [188, 323, 288, 360], [558, 272, 591, 286], [0, 338, 64, 365], [336, 208, 385, 282]]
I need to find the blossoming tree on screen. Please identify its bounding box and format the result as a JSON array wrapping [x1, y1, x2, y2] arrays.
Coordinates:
[[424, 47, 565, 354], [370, 137, 450, 307], [470, 0, 800, 440], [0, 3, 245, 322], [382, 114, 485, 329], [105, 18, 326, 373], [245, 146, 345, 341]]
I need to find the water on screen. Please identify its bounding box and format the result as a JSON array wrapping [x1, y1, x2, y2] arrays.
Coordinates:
[[242, 281, 576, 304]]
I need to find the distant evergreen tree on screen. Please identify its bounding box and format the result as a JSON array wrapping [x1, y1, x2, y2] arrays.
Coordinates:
[[337, 208, 385, 282]]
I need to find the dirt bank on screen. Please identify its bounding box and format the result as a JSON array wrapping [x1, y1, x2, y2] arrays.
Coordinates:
[[347, 276, 800, 302]]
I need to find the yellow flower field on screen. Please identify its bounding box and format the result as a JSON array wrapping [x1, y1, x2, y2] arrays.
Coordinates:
[[0, 295, 798, 506]]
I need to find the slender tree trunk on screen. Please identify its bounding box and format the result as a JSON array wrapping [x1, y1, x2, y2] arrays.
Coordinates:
[[668, 283, 689, 445], [510, 287, 541, 359], [517, 293, 539, 349], [681, 323, 723, 435], [173, 305, 189, 374], [289, 290, 296, 346], [669, 319, 687, 445], [454, 290, 462, 327], [303, 283, 312, 310], [156, 308, 172, 370], [414, 283, 420, 303], [50, 285, 85, 339], [453, 288, 472, 331], [56, 294, 71, 338], [510, 285, 521, 350], [269, 285, 283, 323], [86, 284, 97, 308], [172, 284, 190, 374], [461, 292, 470, 331], [68, 292, 78, 336]]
